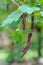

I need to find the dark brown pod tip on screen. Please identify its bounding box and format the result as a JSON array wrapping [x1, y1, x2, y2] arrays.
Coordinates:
[[20, 41, 31, 58]]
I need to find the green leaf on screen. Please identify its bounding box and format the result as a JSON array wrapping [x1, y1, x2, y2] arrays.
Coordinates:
[[40, 12, 43, 17], [9, 18, 21, 28], [1, 11, 23, 27], [18, 4, 40, 14]]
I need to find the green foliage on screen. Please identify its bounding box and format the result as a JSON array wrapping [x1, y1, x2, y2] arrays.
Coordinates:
[[9, 18, 21, 28], [39, 0, 43, 3], [1, 11, 23, 27], [0, 0, 10, 2], [6, 53, 14, 63], [13, 31, 23, 44], [0, 26, 3, 31], [1, 4, 41, 27], [19, 4, 40, 14]]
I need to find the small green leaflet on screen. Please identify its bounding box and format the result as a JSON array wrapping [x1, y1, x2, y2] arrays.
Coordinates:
[[18, 4, 40, 14], [40, 12, 43, 17], [1, 11, 23, 27]]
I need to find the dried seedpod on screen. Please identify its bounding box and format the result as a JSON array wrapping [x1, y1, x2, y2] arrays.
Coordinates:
[[23, 33, 32, 52], [22, 13, 26, 30], [20, 41, 31, 58], [20, 32, 32, 58]]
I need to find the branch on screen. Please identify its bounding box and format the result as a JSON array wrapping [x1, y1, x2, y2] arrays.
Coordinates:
[[11, 0, 19, 7]]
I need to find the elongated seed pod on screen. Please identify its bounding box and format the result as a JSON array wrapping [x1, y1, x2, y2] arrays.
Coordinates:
[[20, 41, 31, 58], [20, 32, 32, 58], [31, 14, 34, 30], [22, 14, 26, 30], [23, 33, 32, 52]]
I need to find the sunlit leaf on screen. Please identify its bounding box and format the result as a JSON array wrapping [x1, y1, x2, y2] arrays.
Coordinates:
[[1, 11, 23, 27], [18, 4, 40, 14]]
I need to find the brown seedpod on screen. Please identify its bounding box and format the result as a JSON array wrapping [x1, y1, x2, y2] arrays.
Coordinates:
[[22, 14, 26, 30], [20, 41, 31, 58]]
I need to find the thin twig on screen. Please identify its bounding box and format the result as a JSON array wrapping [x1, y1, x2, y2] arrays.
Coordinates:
[[11, 0, 19, 7]]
